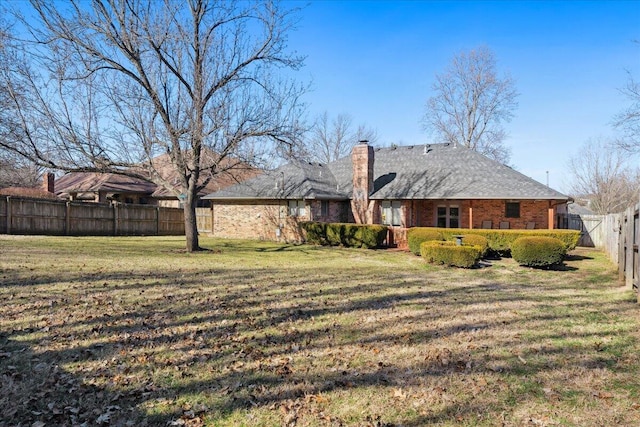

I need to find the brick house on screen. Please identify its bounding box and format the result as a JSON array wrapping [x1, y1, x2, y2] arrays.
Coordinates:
[[204, 142, 570, 245], [55, 172, 158, 204]]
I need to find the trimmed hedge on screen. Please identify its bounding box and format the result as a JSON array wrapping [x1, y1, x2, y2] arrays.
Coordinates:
[[407, 228, 444, 255], [420, 241, 482, 268], [455, 234, 489, 258], [511, 236, 566, 267], [300, 222, 387, 249], [301, 221, 327, 245], [326, 223, 344, 246], [408, 227, 580, 255]]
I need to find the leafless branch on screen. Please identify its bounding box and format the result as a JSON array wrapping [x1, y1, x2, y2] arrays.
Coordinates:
[[422, 46, 518, 164]]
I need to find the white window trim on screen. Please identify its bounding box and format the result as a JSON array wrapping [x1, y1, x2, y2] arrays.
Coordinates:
[[381, 200, 402, 226], [288, 200, 306, 217]]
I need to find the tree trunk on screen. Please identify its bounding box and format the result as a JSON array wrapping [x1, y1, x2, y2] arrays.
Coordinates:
[[184, 195, 200, 252]]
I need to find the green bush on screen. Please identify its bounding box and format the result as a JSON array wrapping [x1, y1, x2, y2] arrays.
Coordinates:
[[407, 228, 443, 255], [456, 234, 489, 258], [511, 236, 566, 267], [420, 241, 482, 268], [326, 223, 345, 246], [300, 221, 327, 245], [343, 224, 388, 248], [302, 222, 387, 249], [408, 227, 580, 256]]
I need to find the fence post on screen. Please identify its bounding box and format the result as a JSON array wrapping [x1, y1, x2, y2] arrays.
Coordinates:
[[625, 207, 634, 288], [65, 202, 71, 235], [5, 196, 11, 235], [113, 203, 119, 236], [156, 206, 160, 236], [618, 214, 625, 282]]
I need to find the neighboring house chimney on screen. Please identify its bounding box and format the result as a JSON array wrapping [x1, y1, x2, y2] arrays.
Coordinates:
[[351, 140, 374, 224], [43, 172, 55, 193]]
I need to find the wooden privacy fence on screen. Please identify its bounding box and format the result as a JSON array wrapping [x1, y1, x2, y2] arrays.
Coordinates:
[[0, 196, 184, 236], [573, 203, 639, 293], [617, 203, 639, 291]]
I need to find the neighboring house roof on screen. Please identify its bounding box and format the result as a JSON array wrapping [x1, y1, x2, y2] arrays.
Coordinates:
[[55, 150, 256, 200], [205, 143, 570, 201], [0, 186, 59, 199], [568, 203, 595, 215], [55, 172, 156, 198]]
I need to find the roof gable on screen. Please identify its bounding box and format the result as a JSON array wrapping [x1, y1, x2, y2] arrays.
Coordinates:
[[204, 160, 348, 200]]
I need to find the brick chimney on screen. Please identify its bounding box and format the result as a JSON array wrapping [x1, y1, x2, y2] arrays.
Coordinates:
[[351, 140, 374, 224], [42, 172, 55, 193]]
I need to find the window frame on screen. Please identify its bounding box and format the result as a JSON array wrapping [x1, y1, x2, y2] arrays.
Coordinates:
[[505, 201, 521, 218], [381, 200, 402, 226], [436, 204, 460, 228], [288, 199, 306, 217], [321, 200, 329, 217]]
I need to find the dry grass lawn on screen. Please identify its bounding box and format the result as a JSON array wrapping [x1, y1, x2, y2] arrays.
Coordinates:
[[1, 235, 639, 426]]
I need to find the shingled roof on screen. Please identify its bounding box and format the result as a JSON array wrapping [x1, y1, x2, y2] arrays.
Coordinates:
[[55, 172, 157, 198], [204, 143, 569, 201], [204, 160, 349, 200]]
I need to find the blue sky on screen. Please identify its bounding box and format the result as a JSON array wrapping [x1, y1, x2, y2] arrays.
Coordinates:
[[288, 1, 640, 192]]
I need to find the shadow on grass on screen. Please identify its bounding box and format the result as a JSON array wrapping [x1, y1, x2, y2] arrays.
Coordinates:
[[565, 253, 595, 261], [0, 242, 635, 426], [0, 333, 149, 426]]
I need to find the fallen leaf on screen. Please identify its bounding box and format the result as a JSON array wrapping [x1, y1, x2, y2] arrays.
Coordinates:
[[593, 390, 614, 399], [393, 388, 407, 400]]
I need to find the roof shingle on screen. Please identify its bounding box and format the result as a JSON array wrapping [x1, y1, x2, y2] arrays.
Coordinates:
[[205, 143, 569, 201]]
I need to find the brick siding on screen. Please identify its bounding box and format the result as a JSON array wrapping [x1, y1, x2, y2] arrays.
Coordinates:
[[212, 200, 347, 242], [410, 199, 556, 229]]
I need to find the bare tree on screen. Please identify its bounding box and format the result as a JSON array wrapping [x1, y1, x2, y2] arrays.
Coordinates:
[[613, 69, 640, 152], [306, 111, 378, 164], [0, 22, 42, 188], [0, 155, 43, 188], [0, 0, 306, 251], [568, 138, 640, 214], [422, 46, 518, 164]]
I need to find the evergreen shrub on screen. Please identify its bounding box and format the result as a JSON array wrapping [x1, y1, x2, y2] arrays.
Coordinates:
[[408, 227, 580, 256], [420, 241, 482, 268], [511, 236, 566, 267], [301, 222, 387, 249], [407, 228, 444, 255], [457, 234, 489, 258]]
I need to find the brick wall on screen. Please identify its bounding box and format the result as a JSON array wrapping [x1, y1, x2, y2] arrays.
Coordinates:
[[308, 200, 349, 223], [411, 199, 557, 229], [469, 200, 553, 229], [212, 200, 347, 242], [212, 198, 564, 243], [351, 143, 374, 223]]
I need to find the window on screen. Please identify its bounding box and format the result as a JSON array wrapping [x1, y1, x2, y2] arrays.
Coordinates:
[[381, 200, 402, 226], [505, 201, 520, 218], [321, 200, 329, 217], [437, 205, 459, 228], [288, 200, 306, 217]]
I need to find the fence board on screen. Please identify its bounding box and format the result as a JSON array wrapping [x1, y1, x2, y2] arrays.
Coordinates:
[[196, 207, 212, 234], [0, 198, 7, 234], [159, 207, 185, 235], [69, 202, 114, 235]]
